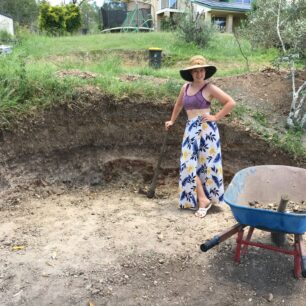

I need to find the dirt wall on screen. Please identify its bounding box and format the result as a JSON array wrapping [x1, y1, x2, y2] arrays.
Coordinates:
[[0, 89, 304, 189]]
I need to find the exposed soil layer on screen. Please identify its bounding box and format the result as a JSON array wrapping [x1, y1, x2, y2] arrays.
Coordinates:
[[0, 71, 306, 305]]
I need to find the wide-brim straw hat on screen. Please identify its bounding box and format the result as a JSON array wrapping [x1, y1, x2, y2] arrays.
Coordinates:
[[180, 55, 217, 81]]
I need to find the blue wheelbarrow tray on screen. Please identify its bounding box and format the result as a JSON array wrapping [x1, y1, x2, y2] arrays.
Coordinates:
[[224, 165, 306, 234]]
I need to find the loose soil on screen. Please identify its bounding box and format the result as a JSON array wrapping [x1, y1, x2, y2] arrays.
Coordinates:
[[248, 200, 306, 213], [0, 69, 306, 306]]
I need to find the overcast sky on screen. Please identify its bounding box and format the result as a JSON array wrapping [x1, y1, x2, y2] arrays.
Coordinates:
[[48, 0, 104, 7]]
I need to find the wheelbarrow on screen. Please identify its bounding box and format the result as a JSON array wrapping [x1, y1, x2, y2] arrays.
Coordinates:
[[201, 165, 306, 278]]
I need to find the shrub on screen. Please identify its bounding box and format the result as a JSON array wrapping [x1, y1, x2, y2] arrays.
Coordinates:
[[174, 3, 216, 48], [0, 30, 13, 43], [39, 2, 81, 35]]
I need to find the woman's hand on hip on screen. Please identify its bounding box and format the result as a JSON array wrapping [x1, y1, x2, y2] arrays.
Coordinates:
[[202, 114, 218, 122], [165, 120, 174, 130]]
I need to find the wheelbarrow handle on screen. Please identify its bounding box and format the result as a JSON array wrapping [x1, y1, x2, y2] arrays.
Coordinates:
[[296, 234, 306, 278], [201, 236, 220, 252], [200, 223, 246, 252], [302, 256, 306, 278]]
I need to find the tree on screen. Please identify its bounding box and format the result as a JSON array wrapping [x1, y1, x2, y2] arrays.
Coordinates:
[[243, 0, 306, 128], [39, 2, 66, 35], [174, 1, 216, 48], [71, 0, 88, 6], [0, 0, 39, 27], [65, 4, 82, 33], [39, 1, 82, 35]]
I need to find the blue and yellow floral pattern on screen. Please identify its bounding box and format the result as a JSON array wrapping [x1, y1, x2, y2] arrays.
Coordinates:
[[179, 116, 224, 209]]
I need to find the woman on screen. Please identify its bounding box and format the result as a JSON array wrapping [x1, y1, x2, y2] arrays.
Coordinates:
[[165, 55, 235, 218]]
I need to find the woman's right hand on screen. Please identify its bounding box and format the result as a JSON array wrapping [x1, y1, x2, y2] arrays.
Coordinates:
[[165, 120, 174, 130]]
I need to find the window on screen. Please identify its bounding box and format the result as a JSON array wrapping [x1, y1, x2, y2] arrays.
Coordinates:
[[160, 0, 177, 10], [169, 0, 177, 9], [232, 0, 251, 3], [212, 17, 226, 32]]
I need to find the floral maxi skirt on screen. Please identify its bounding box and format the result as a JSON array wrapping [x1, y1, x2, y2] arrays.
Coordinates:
[[179, 116, 224, 209]]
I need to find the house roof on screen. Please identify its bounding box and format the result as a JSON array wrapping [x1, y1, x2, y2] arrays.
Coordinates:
[[192, 0, 252, 12]]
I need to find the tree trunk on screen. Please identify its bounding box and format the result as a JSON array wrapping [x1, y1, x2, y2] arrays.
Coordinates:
[[287, 80, 306, 128]]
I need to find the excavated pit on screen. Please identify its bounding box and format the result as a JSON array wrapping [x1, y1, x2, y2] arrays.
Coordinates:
[[0, 88, 304, 207], [1, 87, 306, 305]]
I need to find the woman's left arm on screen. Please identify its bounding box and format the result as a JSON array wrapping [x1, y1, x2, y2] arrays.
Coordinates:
[[203, 84, 236, 122]]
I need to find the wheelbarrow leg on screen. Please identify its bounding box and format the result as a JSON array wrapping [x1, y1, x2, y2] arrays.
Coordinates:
[[234, 227, 245, 263], [241, 227, 255, 255], [294, 234, 306, 279]]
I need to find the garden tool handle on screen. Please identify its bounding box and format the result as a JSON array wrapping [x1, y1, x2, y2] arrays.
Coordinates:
[[147, 129, 169, 198]]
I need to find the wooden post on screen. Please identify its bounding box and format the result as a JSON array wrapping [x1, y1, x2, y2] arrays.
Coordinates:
[[271, 194, 289, 246]]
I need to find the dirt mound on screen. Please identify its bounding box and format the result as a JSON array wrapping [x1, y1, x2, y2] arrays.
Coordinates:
[[56, 70, 98, 79], [119, 74, 169, 85]]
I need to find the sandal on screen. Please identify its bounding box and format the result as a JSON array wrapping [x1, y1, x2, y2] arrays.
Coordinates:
[[195, 203, 212, 218]]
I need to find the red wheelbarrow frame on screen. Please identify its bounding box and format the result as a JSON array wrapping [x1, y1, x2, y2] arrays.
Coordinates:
[[200, 223, 306, 279]]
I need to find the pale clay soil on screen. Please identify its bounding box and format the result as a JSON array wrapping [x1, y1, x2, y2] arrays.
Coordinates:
[[0, 69, 306, 306], [0, 177, 305, 305], [1, 174, 306, 306]]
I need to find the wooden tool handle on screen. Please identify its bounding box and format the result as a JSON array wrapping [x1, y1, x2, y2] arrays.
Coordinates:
[[147, 130, 169, 198]]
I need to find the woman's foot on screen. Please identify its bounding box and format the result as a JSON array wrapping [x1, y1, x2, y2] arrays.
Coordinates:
[[195, 203, 212, 218], [194, 176, 211, 217]]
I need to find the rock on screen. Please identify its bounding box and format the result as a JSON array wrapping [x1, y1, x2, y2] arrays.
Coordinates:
[[267, 293, 273, 302], [157, 234, 163, 241], [91, 288, 100, 295], [90, 175, 102, 186]]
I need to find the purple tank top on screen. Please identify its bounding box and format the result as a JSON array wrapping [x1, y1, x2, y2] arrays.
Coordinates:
[[183, 83, 211, 110]]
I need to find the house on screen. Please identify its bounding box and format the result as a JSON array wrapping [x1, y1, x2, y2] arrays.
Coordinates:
[[192, 0, 252, 33], [0, 13, 14, 36], [152, 0, 185, 31], [152, 0, 253, 32]]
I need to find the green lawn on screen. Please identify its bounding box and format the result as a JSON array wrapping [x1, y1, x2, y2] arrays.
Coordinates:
[[20, 32, 276, 72], [0, 31, 277, 119], [1, 31, 304, 158]]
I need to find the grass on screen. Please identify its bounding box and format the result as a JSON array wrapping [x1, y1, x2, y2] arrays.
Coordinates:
[[252, 111, 268, 127], [19, 32, 179, 57], [231, 104, 249, 120], [1, 31, 304, 158], [18, 32, 275, 66], [0, 51, 79, 124], [271, 128, 305, 158], [2, 32, 274, 105]]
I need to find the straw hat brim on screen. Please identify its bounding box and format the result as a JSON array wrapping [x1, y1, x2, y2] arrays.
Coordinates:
[[180, 64, 217, 81]]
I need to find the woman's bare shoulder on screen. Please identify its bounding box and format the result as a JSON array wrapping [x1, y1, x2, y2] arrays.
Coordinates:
[[180, 82, 189, 92], [206, 83, 222, 93]]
